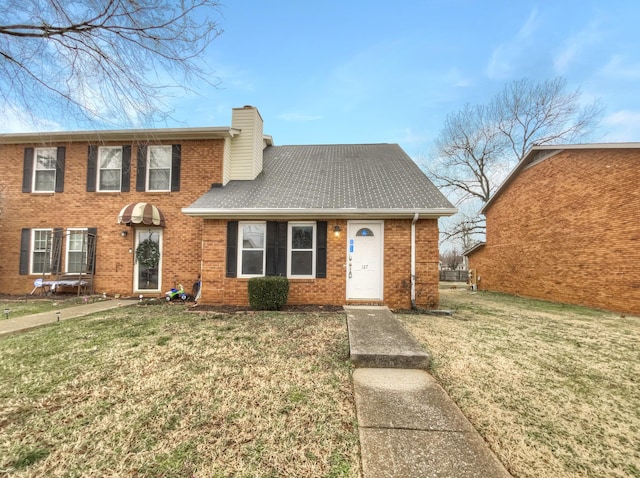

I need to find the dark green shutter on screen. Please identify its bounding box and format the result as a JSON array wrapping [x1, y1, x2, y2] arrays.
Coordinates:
[[171, 145, 181, 192], [226, 221, 238, 278], [266, 222, 277, 276], [19, 229, 31, 274], [87, 228, 97, 274], [136, 145, 147, 191], [55, 147, 65, 192], [266, 222, 288, 276], [51, 228, 63, 274], [121, 146, 131, 192], [276, 222, 287, 276], [22, 148, 33, 193], [87, 145, 97, 192], [316, 221, 327, 278]]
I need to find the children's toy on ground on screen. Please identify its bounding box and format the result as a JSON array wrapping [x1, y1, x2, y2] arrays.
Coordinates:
[[165, 284, 188, 301]]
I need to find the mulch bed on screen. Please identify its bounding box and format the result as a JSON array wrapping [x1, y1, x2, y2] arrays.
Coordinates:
[[188, 304, 345, 314]]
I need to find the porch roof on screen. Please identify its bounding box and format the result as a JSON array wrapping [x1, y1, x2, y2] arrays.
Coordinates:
[[183, 144, 457, 219]]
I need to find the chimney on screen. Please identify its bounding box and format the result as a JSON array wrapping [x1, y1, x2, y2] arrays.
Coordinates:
[[227, 106, 265, 182]]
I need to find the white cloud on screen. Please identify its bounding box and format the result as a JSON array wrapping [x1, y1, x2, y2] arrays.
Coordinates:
[[2, 106, 62, 133], [485, 8, 539, 79], [553, 21, 602, 73], [277, 112, 323, 122], [601, 109, 640, 142], [600, 55, 640, 80]]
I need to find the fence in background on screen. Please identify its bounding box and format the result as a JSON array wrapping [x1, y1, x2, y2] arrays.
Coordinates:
[[439, 270, 468, 282]]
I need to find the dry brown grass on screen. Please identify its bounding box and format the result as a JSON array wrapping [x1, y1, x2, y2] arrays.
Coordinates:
[[399, 288, 640, 478], [0, 305, 359, 477]]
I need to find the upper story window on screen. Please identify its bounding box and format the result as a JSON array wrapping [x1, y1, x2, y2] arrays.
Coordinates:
[[288, 222, 316, 278], [23, 147, 65, 193], [147, 145, 172, 191], [98, 147, 122, 191], [31, 229, 52, 274], [135, 144, 180, 193], [33, 148, 57, 192], [238, 222, 266, 277]]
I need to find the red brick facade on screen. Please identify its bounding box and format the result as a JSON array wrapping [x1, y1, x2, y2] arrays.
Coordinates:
[[0, 138, 442, 309], [198, 218, 440, 309], [468, 148, 640, 316]]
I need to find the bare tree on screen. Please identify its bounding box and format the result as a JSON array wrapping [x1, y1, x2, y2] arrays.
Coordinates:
[[428, 77, 603, 245], [0, 0, 222, 127], [440, 249, 464, 271]]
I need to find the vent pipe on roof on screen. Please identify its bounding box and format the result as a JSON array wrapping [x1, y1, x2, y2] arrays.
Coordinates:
[[411, 212, 418, 309]]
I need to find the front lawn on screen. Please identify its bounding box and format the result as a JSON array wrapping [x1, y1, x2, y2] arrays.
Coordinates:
[[399, 288, 640, 478], [0, 305, 359, 477]]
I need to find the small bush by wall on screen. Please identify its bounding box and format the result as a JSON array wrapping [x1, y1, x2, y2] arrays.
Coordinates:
[[248, 276, 289, 310]]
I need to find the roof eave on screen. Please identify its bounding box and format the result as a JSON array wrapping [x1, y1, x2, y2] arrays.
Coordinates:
[[181, 207, 458, 220], [0, 127, 238, 144]]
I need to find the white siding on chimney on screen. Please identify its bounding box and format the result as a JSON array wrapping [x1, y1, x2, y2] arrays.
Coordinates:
[[229, 106, 264, 181]]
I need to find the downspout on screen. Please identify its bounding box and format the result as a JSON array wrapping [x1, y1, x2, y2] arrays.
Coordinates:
[[411, 212, 419, 309]]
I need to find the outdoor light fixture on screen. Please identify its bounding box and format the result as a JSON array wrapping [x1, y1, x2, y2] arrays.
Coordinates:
[[120, 230, 128, 237], [334, 225, 341, 237]]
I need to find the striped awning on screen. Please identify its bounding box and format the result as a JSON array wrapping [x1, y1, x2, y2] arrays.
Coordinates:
[[118, 203, 166, 227]]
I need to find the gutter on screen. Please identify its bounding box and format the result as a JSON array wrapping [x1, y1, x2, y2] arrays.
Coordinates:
[[181, 207, 458, 220], [411, 212, 419, 309]]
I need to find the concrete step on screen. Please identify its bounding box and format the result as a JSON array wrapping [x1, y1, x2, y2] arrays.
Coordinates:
[[354, 368, 512, 478], [345, 306, 429, 369]]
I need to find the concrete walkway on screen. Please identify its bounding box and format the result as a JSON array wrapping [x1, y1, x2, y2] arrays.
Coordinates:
[[0, 299, 138, 337], [345, 305, 512, 478]]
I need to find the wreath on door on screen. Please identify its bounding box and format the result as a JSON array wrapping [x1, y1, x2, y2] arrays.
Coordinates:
[[136, 239, 160, 268]]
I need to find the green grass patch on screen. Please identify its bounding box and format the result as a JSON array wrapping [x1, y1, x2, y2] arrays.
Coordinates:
[[402, 288, 640, 478], [0, 307, 359, 477]]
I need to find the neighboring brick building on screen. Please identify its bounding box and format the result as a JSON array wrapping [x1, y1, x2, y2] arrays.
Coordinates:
[[0, 106, 456, 309], [466, 144, 640, 315]]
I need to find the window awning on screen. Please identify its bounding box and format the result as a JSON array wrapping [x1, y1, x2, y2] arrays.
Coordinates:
[[118, 202, 166, 227]]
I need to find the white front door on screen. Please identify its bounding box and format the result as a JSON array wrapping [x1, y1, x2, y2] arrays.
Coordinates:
[[346, 221, 383, 300], [134, 228, 163, 293]]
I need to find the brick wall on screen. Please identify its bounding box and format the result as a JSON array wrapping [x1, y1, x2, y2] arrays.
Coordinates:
[[0, 139, 224, 297], [468, 148, 640, 315], [199, 218, 441, 309]]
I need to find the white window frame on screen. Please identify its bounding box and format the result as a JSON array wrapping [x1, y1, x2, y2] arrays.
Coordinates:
[[287, 222, 316, 278], [146, 145, 172, 192], [97, 146, 122, 192], [31, 228, 53, 274], [33, 147, 57, 193], [65, 228, 88, 274], [238, 222, 266, 278]]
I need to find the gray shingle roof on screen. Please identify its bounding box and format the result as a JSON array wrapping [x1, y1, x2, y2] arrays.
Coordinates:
[[183, 143, 456, 218]]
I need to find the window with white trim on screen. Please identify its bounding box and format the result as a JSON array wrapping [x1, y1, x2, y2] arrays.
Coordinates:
[[66, 229, 88, 273], [31, 229, 52, 274], [147, 145, 172, 191], [33, 148, 57, 192], [238, 222, 266, 277], [98, 146, 122, 191], [288, 222, 316, 278]]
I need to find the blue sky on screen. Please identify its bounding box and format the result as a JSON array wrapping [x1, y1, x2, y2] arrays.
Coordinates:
[[163, 0, 640, 160], [6, 1, 640, 163]]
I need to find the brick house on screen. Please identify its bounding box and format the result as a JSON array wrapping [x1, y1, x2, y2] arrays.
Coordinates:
[[0, 106, 456, 309], [465, 143, 640, 315]]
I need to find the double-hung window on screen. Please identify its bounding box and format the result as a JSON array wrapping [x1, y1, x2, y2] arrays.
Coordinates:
[[31, 229, 53, 274], [66, 229, 88, 273], [288, 222, 316, 278], [238, 222, 266, 277], [147, 145, 172, 191], [33, 148, 57, 192], [98, 147, 122, 191]]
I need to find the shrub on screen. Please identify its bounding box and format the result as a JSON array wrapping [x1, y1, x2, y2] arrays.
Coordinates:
[[248, 276, 289, 310]]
